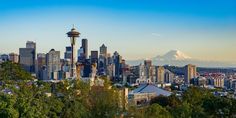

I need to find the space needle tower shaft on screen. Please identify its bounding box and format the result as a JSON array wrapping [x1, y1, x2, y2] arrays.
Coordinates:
[[67, 26, 80, 78]]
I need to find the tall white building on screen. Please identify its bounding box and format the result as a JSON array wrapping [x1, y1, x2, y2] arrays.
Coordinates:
[[184, 64, 197, 84], [157, 66, 165, 84], [46, 49, 61, 80]]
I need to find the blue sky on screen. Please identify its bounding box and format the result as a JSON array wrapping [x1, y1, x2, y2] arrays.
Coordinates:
[[0, 0, 235, 62]]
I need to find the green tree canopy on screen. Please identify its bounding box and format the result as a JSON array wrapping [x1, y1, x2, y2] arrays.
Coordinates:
[[0, 61, 32, 81]]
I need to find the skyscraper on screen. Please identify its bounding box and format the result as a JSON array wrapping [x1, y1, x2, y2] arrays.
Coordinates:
[[164, 69, 174, 83], [38, 66, 47, 80], [113, 51, 122, 80], [19, 41, 36, 73], [156, 66, 165, 83], [46, 49, 61, 80], [144, 60, 152, 78], [37, 53, 46, 69], [184, 64, 197, 84], [149, 66, 156, 83], [144, 60, 152, 68], [91, 50, 98, 64], [106, 53, 113, 78], [100, 44, 107, 57], [37, 53, 46, 80], [83, 59, 92, 77], [98, 55, 107, 75], [121, 59, 130, 85], [98, 44, 108, 75], [64, 46, 72, 60], [82, 39, 88, 59], [19, 48, 35, 73], [26, 41, 36, 49], [77, 47, 85, 63]]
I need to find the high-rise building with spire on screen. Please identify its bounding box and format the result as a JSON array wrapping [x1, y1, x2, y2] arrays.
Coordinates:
[[100, 44, 107, 57]]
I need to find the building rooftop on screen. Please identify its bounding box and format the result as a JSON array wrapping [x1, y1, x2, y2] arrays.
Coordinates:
[[130, 84, 172, 96]]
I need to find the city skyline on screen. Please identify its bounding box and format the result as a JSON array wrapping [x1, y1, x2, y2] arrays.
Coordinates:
[[0, 0, 236, 63]]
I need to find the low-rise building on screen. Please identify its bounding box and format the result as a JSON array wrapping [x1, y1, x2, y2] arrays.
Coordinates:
[[128, 84, 171, 106]]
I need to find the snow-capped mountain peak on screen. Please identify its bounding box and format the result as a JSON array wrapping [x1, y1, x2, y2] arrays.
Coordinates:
[[126, 50, 235, 67], [154, 50, 191, 60]]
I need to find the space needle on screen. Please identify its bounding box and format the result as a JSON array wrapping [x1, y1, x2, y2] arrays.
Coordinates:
[[67, 26, 80, 78]]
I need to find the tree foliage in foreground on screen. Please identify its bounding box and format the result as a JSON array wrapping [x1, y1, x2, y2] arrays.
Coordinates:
[[0, 61, 32, 81], [1, 62, 236, 118], [150, 87, 236, 118], [0, 62, 121, 118]]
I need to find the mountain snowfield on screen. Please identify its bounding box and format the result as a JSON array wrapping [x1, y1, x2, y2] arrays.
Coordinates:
[[127, 50, 236, 67], [154, 50, 191, 61]]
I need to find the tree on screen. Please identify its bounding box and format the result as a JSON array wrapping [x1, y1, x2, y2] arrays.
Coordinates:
[[167, 94, 181, 108], [171, 101, 192, 118], [88, 85, 120, 118], [0, 93, 19, 118], [0, 61, 32, 81], [46, 96, 64, 118], [182, 87, 209, 117], [145, 104, 172, 118], [14, 81, 50, 117], [125, 106, 145, 118], [203, 96, 236, 118], [60, 80, 89, 118]]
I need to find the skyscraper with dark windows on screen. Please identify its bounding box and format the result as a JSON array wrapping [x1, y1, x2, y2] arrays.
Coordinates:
[[100, 44, 107, 57], [38, 66, 47, 80], [77, 47, 85, 63], [91, 50, 98, 64], [98, 55, 106, 75], [26, 41, 36, 49], [113, 51, 122, 80], [19, 41, 36, 73], [82, 39, 88, 59], [36, 53, 46, 80], [83, 59, 92, 77], [64, 46, 72, 60], [98, 44, 108, 75]]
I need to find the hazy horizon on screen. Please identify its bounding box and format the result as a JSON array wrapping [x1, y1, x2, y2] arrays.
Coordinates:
[[0, 0, 235, 63]]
